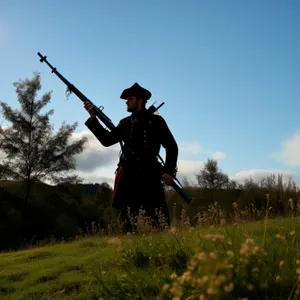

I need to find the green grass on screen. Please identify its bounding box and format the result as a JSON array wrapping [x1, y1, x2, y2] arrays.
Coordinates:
[[1, 217, 300, 299]]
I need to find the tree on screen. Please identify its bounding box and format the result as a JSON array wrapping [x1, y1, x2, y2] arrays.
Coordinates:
[[196, 159, 235, 189], [96, 182, 114, 226], [96, 182, 113, 206], [0, 72, 87, 207]]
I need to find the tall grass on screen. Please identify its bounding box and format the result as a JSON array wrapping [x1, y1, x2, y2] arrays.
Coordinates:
[[1, 195, 300, 300]]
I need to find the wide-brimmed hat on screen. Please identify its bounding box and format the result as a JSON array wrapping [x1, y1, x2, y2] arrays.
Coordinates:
[[120, 82, 152, 101]]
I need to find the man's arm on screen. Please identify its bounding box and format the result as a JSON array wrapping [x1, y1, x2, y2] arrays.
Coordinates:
[[157, 116, 178, 176], [85, 117, 125, 147]]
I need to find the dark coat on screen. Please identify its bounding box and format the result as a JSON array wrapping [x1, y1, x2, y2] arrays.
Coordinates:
[[85, 109, 178, 226]]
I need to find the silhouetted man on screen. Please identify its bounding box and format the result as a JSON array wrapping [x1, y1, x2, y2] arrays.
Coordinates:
[[84, 83, 178, 231]]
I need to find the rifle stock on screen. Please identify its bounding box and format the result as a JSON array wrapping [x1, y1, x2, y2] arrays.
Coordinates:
[[171, 181, 192, 203], [37, 52, 193, 204]]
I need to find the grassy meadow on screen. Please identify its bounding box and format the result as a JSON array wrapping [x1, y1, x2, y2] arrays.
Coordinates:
[[1, 212, 300, 300]]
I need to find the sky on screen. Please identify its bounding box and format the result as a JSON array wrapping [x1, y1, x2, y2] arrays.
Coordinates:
[[1, 0, 300, 187]]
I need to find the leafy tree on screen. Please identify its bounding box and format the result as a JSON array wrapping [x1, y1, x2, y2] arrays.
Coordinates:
[[196, 159, 235, 189], [0, 72, 87, 207]]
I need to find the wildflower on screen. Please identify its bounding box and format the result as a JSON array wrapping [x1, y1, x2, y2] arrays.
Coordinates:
[[196, 252, 207, 261], [209, 252, 217, 259], [169, 227, 177, 234], [289, 198, 294, 210], [203, 234, 225, 243], [240, 238, 260, 256], [162, 284, 169, 292], [207, 287, 216, 295], [215, 274, 227, 285], [169, 283, 182, 299], [226, 250, 234, 258], [276, 233, 285, 240], [179, 271, 192, 284], [224, 282, 234, 293]]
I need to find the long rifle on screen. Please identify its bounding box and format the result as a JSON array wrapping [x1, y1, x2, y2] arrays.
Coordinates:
[[37, 52, 193, 204]]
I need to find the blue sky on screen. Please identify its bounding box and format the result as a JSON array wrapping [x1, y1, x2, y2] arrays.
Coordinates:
[[1, 0, 300, 185]]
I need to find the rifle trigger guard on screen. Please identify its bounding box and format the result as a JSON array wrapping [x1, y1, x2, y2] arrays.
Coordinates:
[[98, 105, 104, 111]]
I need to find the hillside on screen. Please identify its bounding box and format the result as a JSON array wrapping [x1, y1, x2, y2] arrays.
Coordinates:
[[1, 217, 300, 300]]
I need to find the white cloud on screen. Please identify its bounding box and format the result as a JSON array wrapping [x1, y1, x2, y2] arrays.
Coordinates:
[[76, 167, 116, 186], [230, 169, 296, 185], [272, 133, 300, 166], [177, 141, 226, 160], [70, 130, 121, 186], [212, 151, 226, 160], [72, 130, 121, 172], [179, 142, 202, 155], [176, 159, 204, 185]]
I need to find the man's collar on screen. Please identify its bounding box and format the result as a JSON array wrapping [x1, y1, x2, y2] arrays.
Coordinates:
[[130, 108, 149, 124], [131, 108, 147, 117]]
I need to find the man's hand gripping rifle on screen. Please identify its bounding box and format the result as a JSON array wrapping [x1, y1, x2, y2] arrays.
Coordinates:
[[37, 52, 192, 204]]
